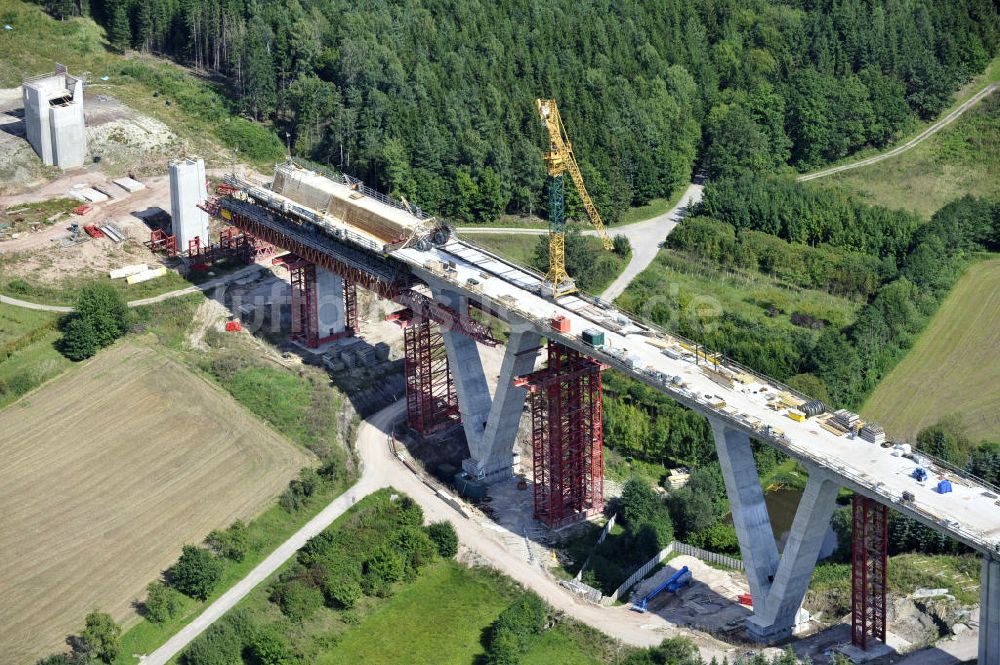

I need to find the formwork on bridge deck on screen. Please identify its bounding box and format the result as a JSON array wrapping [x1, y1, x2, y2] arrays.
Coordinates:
[[403, 320, 460, 435], [519, 341, 604, 529], [851, 495, 888, 650]]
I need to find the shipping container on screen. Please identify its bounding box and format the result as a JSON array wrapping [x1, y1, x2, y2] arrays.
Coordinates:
[[550, 315, 571, 333], [581, 329, 604, 347]]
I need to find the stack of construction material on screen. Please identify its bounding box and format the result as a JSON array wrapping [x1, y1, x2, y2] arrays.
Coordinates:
[[113, 177, 144, 193], [99, 222, 126, 243], [859, 423, 886, 445], [68, 186, 109, 203], [831, 409, 860, 431], [126, 266, 167, 285], [109, 264, 148, 279]]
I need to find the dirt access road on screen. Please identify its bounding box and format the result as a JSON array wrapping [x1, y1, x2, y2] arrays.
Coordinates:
[[798, 82, 999, 182], [142, 400, 737, 664], [456, 181, 704, 303]]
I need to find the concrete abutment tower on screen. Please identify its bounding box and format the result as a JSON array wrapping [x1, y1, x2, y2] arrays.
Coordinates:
[[169, 157, 210, 253], [22, 64, 86, 170]]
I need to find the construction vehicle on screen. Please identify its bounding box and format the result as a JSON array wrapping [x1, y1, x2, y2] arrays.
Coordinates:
[[535, 99, 613, 298], [631, 566, 692, 612]]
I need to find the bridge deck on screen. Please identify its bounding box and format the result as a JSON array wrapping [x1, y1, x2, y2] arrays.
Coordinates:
[[227, 169, 1000, 554], [393, 239, 1000, 554]]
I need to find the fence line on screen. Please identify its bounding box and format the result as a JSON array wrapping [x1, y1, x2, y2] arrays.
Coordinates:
[[574, 513, 618, 582], [581, 541, 744, 606], [597, 513, 617, 544], [672, 542, 744, 571]]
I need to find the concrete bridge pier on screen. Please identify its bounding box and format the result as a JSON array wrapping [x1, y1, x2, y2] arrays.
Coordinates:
[[470, 328, 540, 480], [711, 419, 839, 643], [314, 267, 347, 337], [982, 556, 1000, 664], [431, 285, 539, 482]]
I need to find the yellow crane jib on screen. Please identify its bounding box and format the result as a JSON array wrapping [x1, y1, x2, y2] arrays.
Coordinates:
[[535, 99, 613, 298]]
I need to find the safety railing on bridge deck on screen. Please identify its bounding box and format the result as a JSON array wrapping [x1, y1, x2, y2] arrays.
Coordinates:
[[582, 292, 1000, 500]]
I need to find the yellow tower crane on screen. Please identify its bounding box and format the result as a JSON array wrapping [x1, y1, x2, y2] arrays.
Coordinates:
[[536, 99, 613, 298]]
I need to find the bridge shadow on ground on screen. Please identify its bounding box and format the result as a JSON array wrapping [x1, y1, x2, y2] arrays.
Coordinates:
[[208, 269, 407, 417]]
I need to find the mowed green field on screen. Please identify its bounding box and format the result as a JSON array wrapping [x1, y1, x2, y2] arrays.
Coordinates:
[[863, 258, 1000, 442], [0, 342, 312, 664], [318, 562, 603, 665]]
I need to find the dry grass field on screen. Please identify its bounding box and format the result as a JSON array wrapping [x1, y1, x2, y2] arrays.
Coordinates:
[[863, 258, 1000, 443], [0, 342, 312, 664]]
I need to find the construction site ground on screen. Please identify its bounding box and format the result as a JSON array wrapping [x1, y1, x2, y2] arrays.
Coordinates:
[[0, 85, 180, 195], [0, 341, 312, 665], [0, 167, 177, 288]]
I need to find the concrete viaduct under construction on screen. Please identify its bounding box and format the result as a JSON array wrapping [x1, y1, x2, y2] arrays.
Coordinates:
[[182, 161, 998, 660]]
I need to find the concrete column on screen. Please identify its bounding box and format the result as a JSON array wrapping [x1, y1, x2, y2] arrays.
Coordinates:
[[22, 85, 51, 165], [431, 286, 492, 458], [49, 76, 85, 169], [748, 466, 839, 641], [314, 267, 345, 338], [468, 327, 540, 480], [981, 556, 1000, 665], [170, 157, 210, 251], [711, 419, 779, 606]]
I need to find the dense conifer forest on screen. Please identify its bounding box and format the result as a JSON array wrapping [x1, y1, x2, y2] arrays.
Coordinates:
[[43, 0, 1000, 222]]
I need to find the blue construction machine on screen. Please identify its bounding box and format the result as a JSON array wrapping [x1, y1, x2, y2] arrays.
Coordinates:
[[631, 566, 692, 613]]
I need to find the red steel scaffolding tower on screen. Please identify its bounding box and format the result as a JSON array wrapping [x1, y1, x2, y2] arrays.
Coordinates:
[[851, 495, 888, 650], [516, 341, 604, 528], [288, 259, 358, 348], [289, 260, 319, 348], [403, 320, 460, 435]]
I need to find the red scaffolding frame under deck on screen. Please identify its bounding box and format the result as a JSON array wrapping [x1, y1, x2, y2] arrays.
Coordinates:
[[344, 280, 359, 335], [288, 259, 357, 349], [852, 495, 888, 650], [518, 341, 604, 529], [289, 261, 320, 348], [403, 320, 460, 435]]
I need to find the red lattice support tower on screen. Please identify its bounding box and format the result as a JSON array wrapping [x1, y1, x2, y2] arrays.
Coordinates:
[[518, 341, 604, 528], [852, 495, 888, 650], [344, 280, 360, 335], [289, 260, 319, 348], [403, 319, 459, 435]]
